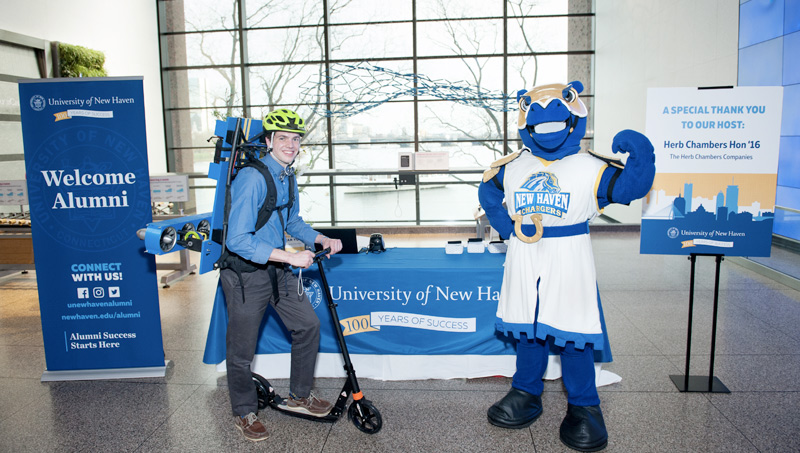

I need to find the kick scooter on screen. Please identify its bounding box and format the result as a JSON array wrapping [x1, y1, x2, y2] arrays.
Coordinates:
[[251, 248, 383, 434]]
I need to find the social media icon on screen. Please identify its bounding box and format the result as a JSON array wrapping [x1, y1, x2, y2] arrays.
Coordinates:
[[109, 287, 120, 298], [93, 287, 104, 298], [77, 288, 89, 299]]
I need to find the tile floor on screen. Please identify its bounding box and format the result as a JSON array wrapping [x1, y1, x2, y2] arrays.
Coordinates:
[[1, 230, 799, 452]]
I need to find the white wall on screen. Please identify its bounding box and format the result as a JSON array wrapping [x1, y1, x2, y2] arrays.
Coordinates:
[[0, 0, 167, 175], [594, 0, 740, 223]]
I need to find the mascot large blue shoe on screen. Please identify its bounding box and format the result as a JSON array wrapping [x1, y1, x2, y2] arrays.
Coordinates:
[[479, 81, 655, 452]]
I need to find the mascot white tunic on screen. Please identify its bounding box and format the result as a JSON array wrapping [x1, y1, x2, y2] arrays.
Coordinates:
[[479, 82, 655, 452], [499, 152, 606, 347]]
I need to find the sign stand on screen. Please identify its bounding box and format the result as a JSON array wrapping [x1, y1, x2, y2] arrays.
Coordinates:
[[669, 253, 730, 393], [19, 77, 166, 378]]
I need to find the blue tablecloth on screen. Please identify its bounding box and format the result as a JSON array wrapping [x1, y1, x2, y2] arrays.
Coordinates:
[[203, 248, 515, 364], [201, 247, 613, 380]]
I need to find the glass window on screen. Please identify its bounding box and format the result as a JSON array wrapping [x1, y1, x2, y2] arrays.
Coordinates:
[[417, 19, 503, 57], [332, 142, 409, 171], [417, 0, 502, 19], [418, 171, 483, 185], [165, 69, 243, 110], [180, 0, 239, 31], [419, 141, 505, 169], [507, 16, 569, 53], [507, 54, 569, 91], [193, 186, 216, 213], [508, 0, 569, 17], [295, 144, 330, 173], [158, 0, 595, 224], [416, 57, 505, 102], [244, 0, 323, 28], [166, 107, 245, 149], [418, 100, 504, 142], [164, 31, 239, 68], [330, 102, 414, 145], [298, 184, 333, 224], [420, 184, 479, 223], [247, 28, 325, 64], [328, 0, 412, 24], [334, 180, 416, 224], [329, 23, 413, 60], [248, 64, 327, 107], [320, 60, 417, 112]]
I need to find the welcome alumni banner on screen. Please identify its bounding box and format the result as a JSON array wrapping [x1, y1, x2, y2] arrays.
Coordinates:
[[641, 86, 783, 257], [19, 77, 165, 380]]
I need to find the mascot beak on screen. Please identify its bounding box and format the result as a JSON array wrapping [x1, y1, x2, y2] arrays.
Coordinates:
[[517, 83, 588, 132]]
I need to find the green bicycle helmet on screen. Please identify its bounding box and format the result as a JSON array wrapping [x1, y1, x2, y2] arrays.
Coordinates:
[[263, 109, 306, 137]]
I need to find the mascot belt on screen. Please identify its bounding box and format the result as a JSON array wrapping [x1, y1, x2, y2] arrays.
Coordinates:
[[511, 215, 589, 243]]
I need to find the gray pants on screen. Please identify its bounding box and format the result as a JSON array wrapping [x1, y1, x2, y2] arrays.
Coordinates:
[[220, 265, 321, 417]]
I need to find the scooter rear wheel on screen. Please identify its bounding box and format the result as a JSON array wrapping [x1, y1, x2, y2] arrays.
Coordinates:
[[348, 399, 382, 434]]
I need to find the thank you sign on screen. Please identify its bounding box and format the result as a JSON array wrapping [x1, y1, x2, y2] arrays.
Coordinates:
[[19, 77, 165, 377], [641, 86, 782, 256]]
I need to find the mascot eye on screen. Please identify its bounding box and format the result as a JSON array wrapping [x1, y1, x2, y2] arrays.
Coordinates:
[[520, 95, 532, 112], [562, 87, 576, 103]]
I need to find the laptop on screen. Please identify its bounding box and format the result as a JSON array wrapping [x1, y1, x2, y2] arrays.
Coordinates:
[[314, 227, 360, 254]]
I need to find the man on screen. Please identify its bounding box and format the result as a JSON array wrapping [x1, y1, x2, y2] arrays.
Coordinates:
[[220, 108, 343, 442]]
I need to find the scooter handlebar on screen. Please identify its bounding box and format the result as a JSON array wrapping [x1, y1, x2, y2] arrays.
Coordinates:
[[314, 247, 331, 262]]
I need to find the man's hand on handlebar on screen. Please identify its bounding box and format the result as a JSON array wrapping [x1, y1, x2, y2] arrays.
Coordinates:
[[320, 237, 343, 256], [288, 250, 315, 269]]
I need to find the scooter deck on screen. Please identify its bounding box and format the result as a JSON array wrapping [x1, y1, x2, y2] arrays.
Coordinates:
[[269, 396, 342, 422], [253, 372, 349, 423]]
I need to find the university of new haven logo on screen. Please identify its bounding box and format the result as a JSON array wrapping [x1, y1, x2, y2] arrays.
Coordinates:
[[30, 95, 46, 111], [303, 277, 324, 309], [514, 171, 570, 218]]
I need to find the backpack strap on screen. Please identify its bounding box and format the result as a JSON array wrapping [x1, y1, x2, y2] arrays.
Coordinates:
[[240, 159, 278, 231], [217, 157, 297, 305], [241, 159, 296, 232]]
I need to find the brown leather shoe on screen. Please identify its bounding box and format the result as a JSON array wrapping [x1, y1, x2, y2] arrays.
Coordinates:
[[284, 391, 333, 416], [234, 412, 269, 441]]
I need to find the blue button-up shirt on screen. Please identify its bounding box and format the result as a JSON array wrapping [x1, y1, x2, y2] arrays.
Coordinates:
[[225, 154, 318, 264]]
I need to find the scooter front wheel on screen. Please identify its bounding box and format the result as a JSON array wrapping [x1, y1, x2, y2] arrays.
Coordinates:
[[348, 399, 382, 434], [252, 374, 275, 410]]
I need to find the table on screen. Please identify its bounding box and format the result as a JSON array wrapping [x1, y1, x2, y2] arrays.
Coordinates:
[[202, 248, 619, 384]]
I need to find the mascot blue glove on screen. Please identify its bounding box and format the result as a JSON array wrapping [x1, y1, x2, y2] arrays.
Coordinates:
[[606, 129, 656, 204], [479, 81, 655, 452]]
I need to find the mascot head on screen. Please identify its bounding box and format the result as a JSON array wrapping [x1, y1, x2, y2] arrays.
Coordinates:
[[517, 81, 587, 160]]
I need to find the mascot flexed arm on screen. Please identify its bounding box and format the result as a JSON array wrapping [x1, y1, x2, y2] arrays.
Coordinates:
[[478, 81, 655, 452]]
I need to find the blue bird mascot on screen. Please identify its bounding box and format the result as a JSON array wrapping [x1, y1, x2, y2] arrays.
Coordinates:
[[478, 81, 655, 452]]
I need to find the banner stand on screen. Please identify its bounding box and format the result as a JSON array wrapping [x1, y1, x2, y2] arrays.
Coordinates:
[[41, 360, 171, 382], [19, 77, 166, 377], [669, 254, 730, 393]]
